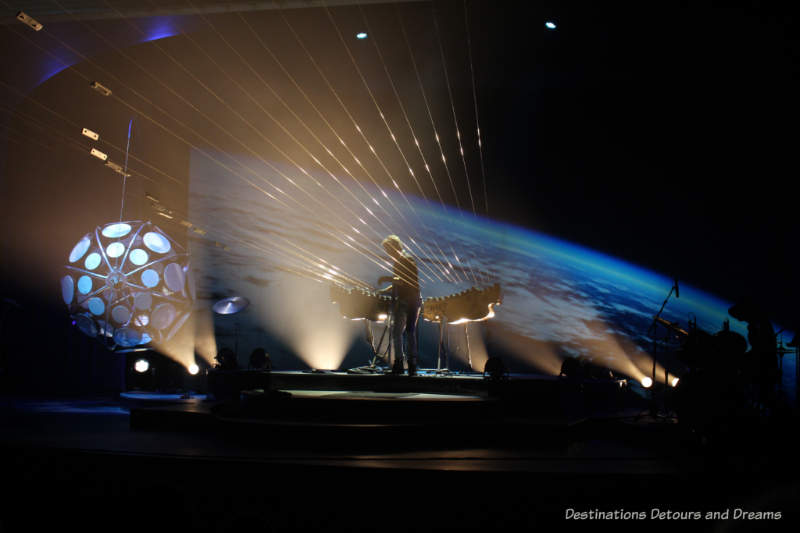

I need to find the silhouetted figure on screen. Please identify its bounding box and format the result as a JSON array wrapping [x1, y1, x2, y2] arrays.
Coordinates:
[[248, 348, 271, 371], [674, 320, 749, 440], [377, 235, 421, 376], [214, 347, 238, 371], [729, 300, 778, 410]]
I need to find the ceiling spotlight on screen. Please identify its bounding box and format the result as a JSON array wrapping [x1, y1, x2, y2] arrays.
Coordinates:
[[356, 32, 368, 39], [90, 81, 112, 96], [545, 21, 557, 30], [82, 128, 99, 141], [641, 376, 653, 388], [90, 148, 108, 161], [134, 359, 150, 373], [671, 377, 680, 387], [17, 11, 43, 31], [188, 363, 199, 375]]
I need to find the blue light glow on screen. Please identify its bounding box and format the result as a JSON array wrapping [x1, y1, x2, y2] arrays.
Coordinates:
[[84, 252, 102, 271], [102, 223, 132, 238], [106, 242, 125, 258], [31, 17, 180, 89], [129, 248, 149, 266], [356, 32, 368, 39], [144, 232, 171, 254], [77, 275, 93, 295], [69, 236, 91, 263], [61, 276, 74, 305], [545, 21, 557, 30], [141, 269, 159, 288], [88, 297, 105, 316], [142, 18, 179, 43]]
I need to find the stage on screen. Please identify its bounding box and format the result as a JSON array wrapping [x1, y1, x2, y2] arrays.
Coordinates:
[[2, 368, 799, 531]]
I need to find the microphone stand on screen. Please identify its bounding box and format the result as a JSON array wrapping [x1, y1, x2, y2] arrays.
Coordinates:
[[648, 280, 679, 415]]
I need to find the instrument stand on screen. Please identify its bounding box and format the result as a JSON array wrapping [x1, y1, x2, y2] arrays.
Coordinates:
[[350, 317, 393, 374], [647, 282, 678, 416], [436, 317, 450, 374], [464, 323, 472, 371], [435, 320, 476, 375]]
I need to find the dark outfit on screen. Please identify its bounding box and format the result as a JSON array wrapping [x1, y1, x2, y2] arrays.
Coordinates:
[[385, 252, 421, 374]]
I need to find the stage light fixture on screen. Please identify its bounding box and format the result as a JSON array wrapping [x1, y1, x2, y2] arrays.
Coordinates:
[[671, 377, 680, 387], [105, 160, 130, 177], [90, 148, 108, 161], [356, 32, 368, 39], [90, 81, 112, 96], [188, 363, 199, 375], [641, 376, 653, 388], [545, 21, 557, 30], [17, 11, 43, 31], [63, 220, 194, 352], [82, 128, 99, 141], [134, 359, 150, 373]]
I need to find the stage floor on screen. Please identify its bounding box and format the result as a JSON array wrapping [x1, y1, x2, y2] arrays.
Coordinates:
[[0, 394, 677, 474], [2, 392, 798, 531]]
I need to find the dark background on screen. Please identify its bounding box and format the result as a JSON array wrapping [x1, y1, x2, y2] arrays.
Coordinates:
[[473, 1, 799, 329]]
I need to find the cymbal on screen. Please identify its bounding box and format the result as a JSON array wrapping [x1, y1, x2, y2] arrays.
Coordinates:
[[655, 316, 688, 336], [212, 296, 249, 315]]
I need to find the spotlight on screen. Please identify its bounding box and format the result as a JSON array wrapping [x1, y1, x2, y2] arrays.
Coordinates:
[[377, 313, 388, 321], [545, 21, 557, 30], [134, 359, 150, 373], [671, 376, 680, 387], [17, 11, 43, 31], [188, 363, 199, 375], [356, 32, 368, 39], [90, 148, 108, 161], [90, 81, 112, 96], [82, 128, 99, 141], [641, 376, 653, 388]]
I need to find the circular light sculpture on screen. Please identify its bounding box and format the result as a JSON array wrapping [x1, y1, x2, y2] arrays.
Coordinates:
[[62, 221, 195, 352]]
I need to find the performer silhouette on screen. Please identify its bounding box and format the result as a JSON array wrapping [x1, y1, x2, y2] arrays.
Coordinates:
[[728, 299, 778, 409], [377, 235, 421, 376]]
